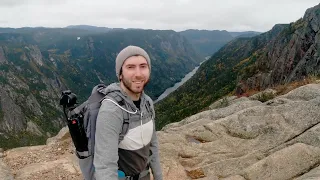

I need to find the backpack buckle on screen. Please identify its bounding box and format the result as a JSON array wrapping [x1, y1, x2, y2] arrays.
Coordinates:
[[125, 174, 140, 180]]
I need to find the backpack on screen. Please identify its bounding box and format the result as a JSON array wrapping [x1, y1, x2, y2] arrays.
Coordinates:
[[60, 84, 140, 180]]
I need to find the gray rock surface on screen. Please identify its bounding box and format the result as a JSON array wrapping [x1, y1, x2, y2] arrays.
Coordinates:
[[0, 160, 13, 180], [26, 94, 43, 116], [0, 88, 27, 133], [158, 83, 320, 179], [28, 45, 43, 66], [26, 121, 43, 136]]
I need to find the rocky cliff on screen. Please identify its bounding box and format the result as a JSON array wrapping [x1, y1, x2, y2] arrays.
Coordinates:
[[242, 3, 320, 90], [1, 82, 319, 180]]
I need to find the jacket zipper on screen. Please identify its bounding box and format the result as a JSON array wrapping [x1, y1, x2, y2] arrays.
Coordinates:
[[140, 112, 145, 147]]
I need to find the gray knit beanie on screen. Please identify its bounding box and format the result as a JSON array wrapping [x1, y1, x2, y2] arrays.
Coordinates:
[[115, 45, 151, 80]]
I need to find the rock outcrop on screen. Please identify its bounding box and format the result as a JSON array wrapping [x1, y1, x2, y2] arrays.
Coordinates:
[[1, 127, 82, 180], [245, 3, 320, 90], [159, 83, 320, 179], [0, 83, 320, 179], [27, 45, 43, 66]]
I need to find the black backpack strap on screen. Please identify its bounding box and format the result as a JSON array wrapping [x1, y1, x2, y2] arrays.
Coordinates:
[[119, 113, 129, 142], [106, 92, 130, 142], [145, 99, 154, 119]]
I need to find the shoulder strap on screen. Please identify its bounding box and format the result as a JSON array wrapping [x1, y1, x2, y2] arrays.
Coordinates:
[[107, 92, 130, 142], [145, 99, 154, 118], [88, 84, 108, 103]]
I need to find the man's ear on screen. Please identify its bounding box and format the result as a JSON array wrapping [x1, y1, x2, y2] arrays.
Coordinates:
[[119, 74, 122, 81]]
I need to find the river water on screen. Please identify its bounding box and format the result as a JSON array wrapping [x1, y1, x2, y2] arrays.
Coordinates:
[[154, 59, 207, 103]]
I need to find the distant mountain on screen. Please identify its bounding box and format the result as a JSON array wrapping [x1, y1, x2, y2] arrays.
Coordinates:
[[0, 28, 201, 149], [65, 25, 144, 33], [180, 29, 233, 57], [155, 3, 320, 130], [179, 29, 261, 58], [63, 26, 261, 59], [65, 25, 113, 33], [229, 31, 261, 38]]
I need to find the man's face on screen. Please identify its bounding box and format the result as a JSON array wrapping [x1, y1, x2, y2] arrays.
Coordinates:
[[120, 55, 150, 96]]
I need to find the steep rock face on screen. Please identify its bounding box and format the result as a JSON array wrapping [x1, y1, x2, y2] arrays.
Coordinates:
[[245, 3, 320, 90], [0, 73, 63, 136], [27, 45, 43, 66], [25, 94, 43, 116], [26, 121, 43, 136], [0, 88, 26, 133], [1, 83, 320, 179], [0, 67, 64, 148], [5, 72, 29, 91]]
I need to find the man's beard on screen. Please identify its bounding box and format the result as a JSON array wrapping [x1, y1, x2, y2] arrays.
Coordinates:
[[122, 77, 149, 95]]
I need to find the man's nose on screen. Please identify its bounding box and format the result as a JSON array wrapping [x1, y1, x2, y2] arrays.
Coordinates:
[[134, 67, 143, 76]]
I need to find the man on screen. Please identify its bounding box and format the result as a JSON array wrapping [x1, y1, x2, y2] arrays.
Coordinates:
[[94, 45, 163, 180]]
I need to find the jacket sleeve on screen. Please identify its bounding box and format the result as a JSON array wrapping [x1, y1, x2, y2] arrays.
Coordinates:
[[149, 102, 163, 180], [94, 100, 123, 180]]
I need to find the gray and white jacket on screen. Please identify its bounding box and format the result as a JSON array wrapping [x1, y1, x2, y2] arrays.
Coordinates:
[[93, 83, 163, 180]]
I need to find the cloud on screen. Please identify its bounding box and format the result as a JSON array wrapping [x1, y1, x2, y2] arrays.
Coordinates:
[[0, 0, 67, 7], [0, 0, 319, 31]]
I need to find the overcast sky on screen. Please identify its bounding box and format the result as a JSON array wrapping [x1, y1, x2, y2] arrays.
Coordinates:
[[0, 0, 319, 32]]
